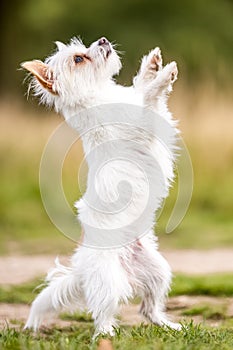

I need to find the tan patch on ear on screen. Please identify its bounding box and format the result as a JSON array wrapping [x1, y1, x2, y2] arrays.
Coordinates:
[[21, 60, 58, 95]]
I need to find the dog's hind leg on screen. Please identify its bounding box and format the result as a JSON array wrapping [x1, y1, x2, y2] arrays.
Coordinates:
[[139, 265, 181, 331], [82, 250, 133, 337], [134, 239, 181, 330]]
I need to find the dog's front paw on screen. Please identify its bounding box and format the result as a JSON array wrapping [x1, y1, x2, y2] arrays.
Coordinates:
[[170, 62, 178, 82], [152, 61, 178, 93], [148, 47, 163, 72], [163, 61, 178, 84], [134, 47, 164, 89]]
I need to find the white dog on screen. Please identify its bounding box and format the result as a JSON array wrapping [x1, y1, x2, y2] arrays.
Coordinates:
[[22, 36, 180, 336]]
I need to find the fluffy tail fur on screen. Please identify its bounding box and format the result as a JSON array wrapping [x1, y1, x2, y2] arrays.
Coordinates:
[[24, 258, 83, 330]]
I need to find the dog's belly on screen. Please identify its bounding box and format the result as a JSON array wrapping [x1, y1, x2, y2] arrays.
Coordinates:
[[74, 116, 175, 247], [74, 140, 173, 247]]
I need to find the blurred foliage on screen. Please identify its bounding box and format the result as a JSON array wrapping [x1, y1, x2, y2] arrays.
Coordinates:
[[0, 0, 233, 95], [0, 1, 232, 254]]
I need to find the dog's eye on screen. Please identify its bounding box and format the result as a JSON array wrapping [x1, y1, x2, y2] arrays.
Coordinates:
[[74, 55, 84, 63]]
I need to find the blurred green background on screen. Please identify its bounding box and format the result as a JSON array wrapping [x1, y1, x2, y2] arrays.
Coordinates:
[[0, 0, 232, 255]]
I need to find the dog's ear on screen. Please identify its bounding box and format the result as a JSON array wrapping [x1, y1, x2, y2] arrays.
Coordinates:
[[55, 41, 66, 51], [21, 60, 57, 95]]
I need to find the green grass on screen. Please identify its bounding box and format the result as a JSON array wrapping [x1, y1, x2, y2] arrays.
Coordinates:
[[1, 322, 233, 350], [0, 279, 45, 304], [60, 312, 93, 323], [171, 274, 233, 297], [1, 274, 233, 349], [182, 304, 227, 320]]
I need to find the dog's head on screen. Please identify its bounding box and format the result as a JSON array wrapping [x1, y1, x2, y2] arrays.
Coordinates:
[[21, 37, 122, 111]]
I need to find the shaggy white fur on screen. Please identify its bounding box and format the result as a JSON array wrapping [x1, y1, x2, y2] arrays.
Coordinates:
[[22, 36, 181, 336]]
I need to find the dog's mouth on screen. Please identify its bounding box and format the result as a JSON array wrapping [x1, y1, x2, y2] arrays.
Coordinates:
[[106, 47, 112, 58], [99, 45, 112, 60]]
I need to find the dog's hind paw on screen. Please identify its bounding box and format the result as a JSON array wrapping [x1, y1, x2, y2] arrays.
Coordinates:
[[162, 320, 182, 331], [93, 325, 116, 339]]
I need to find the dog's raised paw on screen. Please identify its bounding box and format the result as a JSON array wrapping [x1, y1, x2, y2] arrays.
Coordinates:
[[149, 47, 163, 72], [168, 61, 178, 82], [170, 62, 178, 82], [161, 61, 178, 85]]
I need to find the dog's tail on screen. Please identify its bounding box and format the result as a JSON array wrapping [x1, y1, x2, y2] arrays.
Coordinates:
[[24, 258, 83, 331]]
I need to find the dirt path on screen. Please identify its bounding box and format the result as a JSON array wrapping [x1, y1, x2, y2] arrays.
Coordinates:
[[0, 249, 232, 285], [1, 296, 233, 330]]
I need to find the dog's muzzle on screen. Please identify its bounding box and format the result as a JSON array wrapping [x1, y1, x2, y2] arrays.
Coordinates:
[[98, 37, 112, 58]]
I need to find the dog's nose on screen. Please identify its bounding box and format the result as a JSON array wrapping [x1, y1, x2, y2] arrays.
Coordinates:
[[98, 37, 109, 46]]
